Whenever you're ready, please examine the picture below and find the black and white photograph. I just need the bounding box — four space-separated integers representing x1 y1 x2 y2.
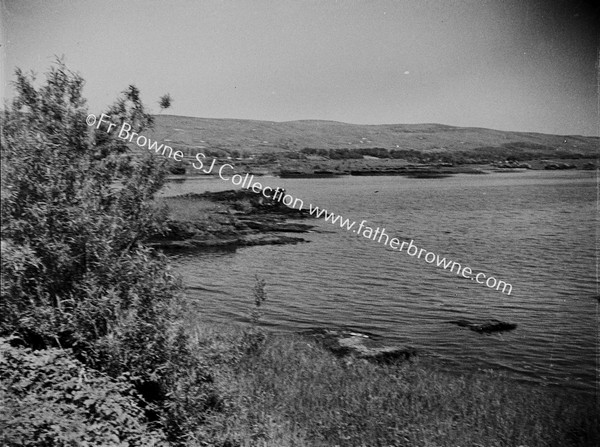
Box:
0 1 598 445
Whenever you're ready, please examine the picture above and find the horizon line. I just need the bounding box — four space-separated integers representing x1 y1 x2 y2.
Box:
150 113 599 139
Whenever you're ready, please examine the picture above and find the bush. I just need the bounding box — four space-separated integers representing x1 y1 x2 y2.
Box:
0 61 217 443
1 62 171 350
0 337 167 446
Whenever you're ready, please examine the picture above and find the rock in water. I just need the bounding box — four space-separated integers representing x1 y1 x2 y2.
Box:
303 328 417 364
448 319 517 333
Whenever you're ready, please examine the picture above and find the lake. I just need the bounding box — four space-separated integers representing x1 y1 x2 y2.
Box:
159 170 596 393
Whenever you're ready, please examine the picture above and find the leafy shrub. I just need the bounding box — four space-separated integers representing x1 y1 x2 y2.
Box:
159 94 173 112
0 337 167 446
0 61 218 443
0 62 171 350
240 276 268 356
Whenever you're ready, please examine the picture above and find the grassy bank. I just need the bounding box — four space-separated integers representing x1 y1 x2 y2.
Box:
180 321 598 447
2 315 597 446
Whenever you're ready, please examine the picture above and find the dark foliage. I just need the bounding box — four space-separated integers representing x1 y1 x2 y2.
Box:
0 61 217 444
0 337 168 446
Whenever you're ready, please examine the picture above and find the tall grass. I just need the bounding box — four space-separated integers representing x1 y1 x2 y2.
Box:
185 323 598 447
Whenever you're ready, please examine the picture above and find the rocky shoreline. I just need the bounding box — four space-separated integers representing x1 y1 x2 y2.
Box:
170 156 596 179
302 320 517 365
280 164 485 178
151 187 520 371
149 189 316 250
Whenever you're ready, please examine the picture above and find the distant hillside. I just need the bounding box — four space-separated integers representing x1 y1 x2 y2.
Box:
145 115 598 157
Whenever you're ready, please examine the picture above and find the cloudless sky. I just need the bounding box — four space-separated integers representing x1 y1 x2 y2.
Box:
1 0 598 135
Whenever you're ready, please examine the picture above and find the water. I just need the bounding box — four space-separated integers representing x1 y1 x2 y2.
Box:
159 170 597 393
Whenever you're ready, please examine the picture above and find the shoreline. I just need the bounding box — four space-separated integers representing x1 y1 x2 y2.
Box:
153 173 595 398
149 188 316 250
165 156 596 179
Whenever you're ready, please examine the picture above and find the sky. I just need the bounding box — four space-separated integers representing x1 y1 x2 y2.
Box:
0 0 598 136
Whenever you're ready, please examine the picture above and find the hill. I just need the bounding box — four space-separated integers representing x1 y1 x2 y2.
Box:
146 115 598 158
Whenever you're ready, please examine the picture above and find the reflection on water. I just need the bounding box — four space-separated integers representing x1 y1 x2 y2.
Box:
161 171 596 393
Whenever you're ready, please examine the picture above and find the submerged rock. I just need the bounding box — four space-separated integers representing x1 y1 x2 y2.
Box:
448 319 517 334
304 329 417 364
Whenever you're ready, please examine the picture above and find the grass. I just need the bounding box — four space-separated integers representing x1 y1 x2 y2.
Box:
156 196 228 222
182 320 598 447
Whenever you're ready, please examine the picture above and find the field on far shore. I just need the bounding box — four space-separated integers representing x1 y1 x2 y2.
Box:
137 115 598 177
147 115 599 155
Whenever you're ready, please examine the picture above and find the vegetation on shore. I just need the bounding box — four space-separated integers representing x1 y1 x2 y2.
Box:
175 322 599 447
1 61 216 445
150 114 598 177
2 321 598 446
1 62 597 446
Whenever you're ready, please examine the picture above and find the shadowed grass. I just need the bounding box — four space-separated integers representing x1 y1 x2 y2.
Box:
183 323 598 447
